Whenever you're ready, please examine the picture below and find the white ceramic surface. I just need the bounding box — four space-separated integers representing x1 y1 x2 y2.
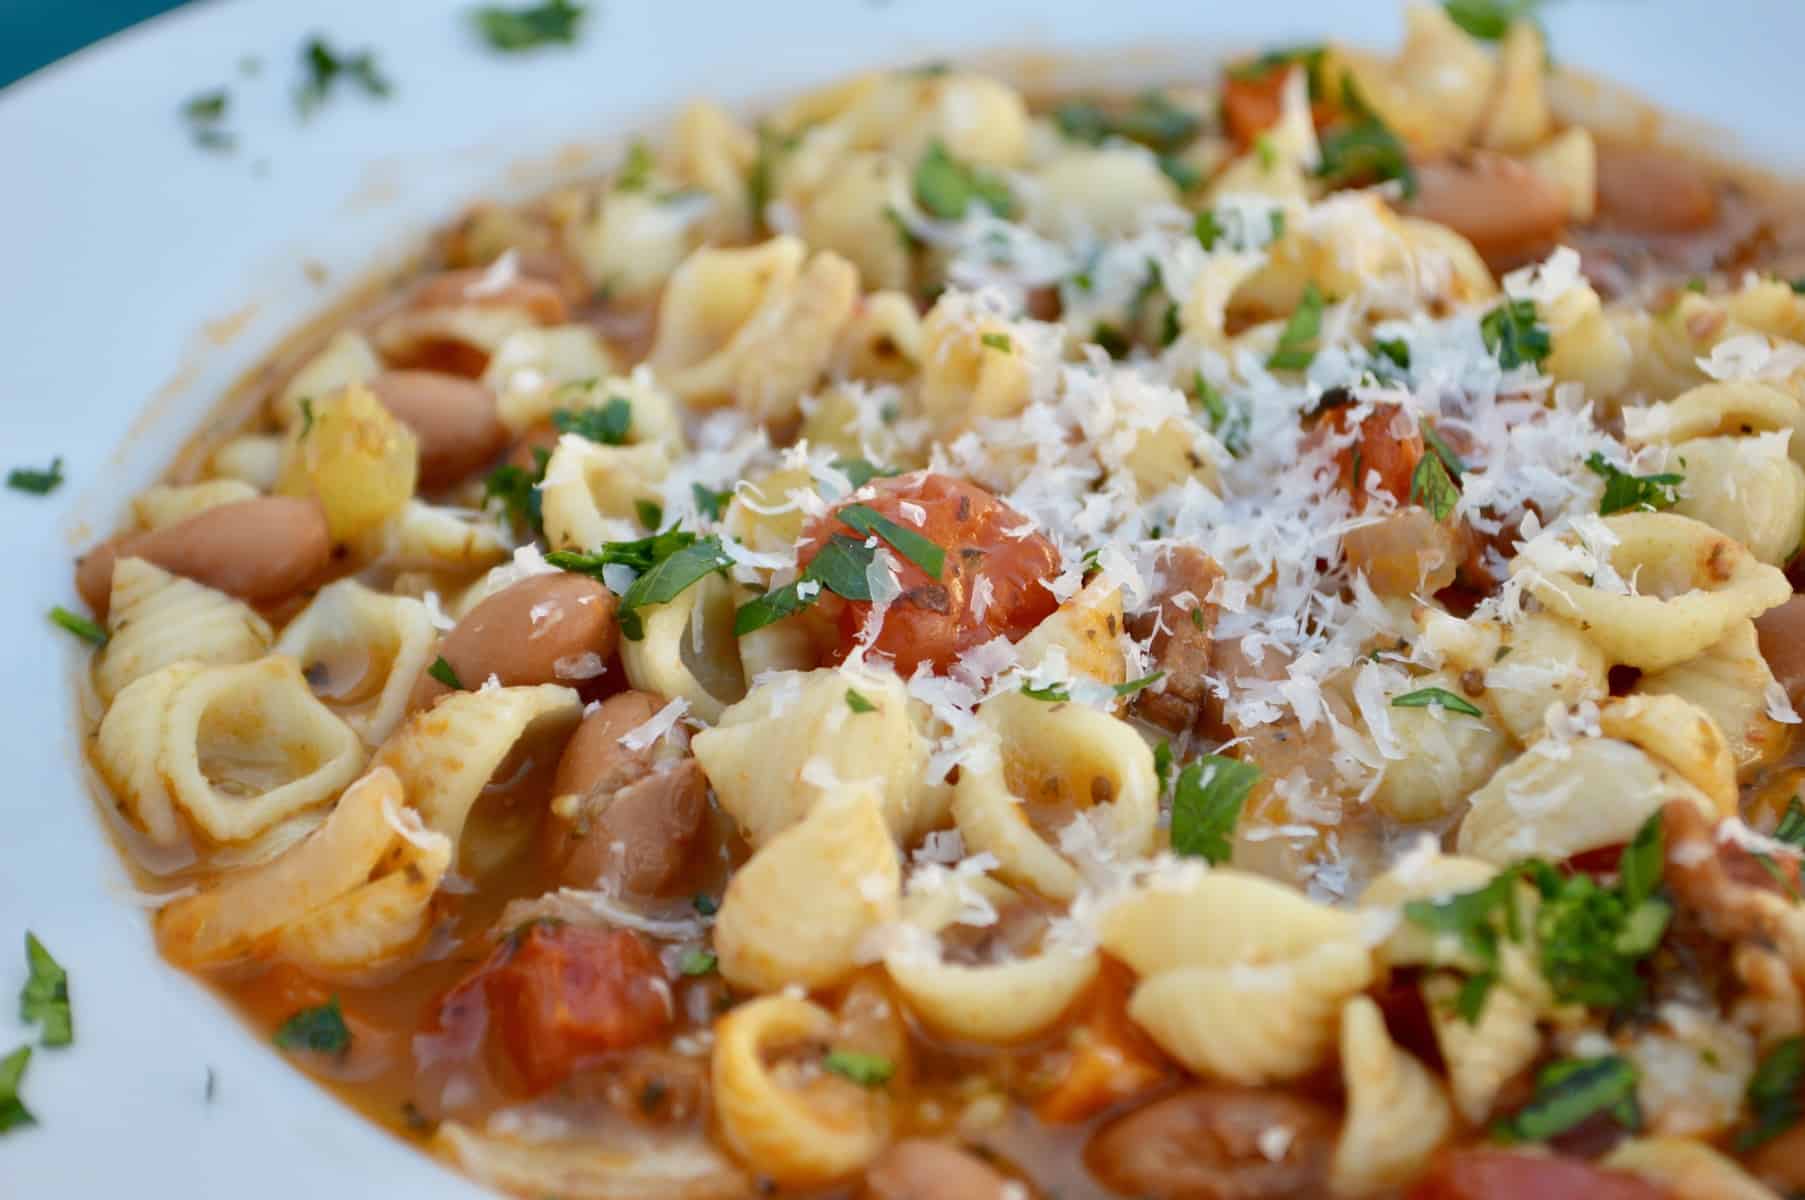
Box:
2 1 1801 1193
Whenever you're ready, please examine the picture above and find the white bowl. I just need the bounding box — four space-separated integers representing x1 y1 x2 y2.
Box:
3 1 1800 1193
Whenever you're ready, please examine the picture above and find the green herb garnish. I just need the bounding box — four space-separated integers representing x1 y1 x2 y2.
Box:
1443 0 1541 41
692 482 733 522
428 656 465 691
1584 452 1683 516
0 1046 33 1134
1391 686 1485 718
1421 422 1466 477
1494 1055 1641 1143
482 447 550 535
677 948 717 976
49 607 107 647
19 935 70 1049
733 534 878 636
822 1049 894 1088
1737 1036 1804 1151
7 458 64 496
180 90 234 152
1314 79 1415 198
295 36 391 118
1480 298 1551 369
1266 282 1324 371
1410 449 1462 522
1775 797 1805 847
833 457 900 490
1170 755 1260 864
549 531 733 640
274 998 352 1058
980 332 1013 353
1112 672 1166 698
836 503 945 579
634 499 664 530
913 141 1014 220
1052 91 1201 154
553 395 631 445
472 0 585 52
846 689 877 714
1020 681 1073 703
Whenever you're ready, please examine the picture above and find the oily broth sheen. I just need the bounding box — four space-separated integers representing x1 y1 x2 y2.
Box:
72 48 1805 1200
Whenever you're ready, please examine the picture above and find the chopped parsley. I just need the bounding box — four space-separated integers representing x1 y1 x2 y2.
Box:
295 36 391 118
180 90 234 152
552 395 631 445
299 396 316 437
1479 298 1551 369
49 607 108 647
845 689 877 714
677 948 717 976
691 482 733 522
634 499 664 530
1410 446 1462 521
1372 338 1412 371
1092 322 1133 359
747 124 799 227
1443 0 1541 41
472 0 586 52
1494 1055 1641 1143
6 458 64 495
1193 209 1224 251
1170 755 1260 865
274 998 352 1058
428 656 465 691
822 1049 894 1088
1584 452 1683 516
482 446 550 535
1020 681 1073 703
1051 91 1201 154
833 457 900 489
1391 686 1485 719
1421 422 1466 478
1193 374 1248 457
979 331 1013 353
1314 79 1415 199
1228 44 1327 91
549 530 733 640
19 935 70 1049
692 894 719 917
835 503 945 579
615 140 655 191
0 1045 32 1134
1152 739 1174 793
1266 282 1324 371
1158 154 1202 193
734 534 878 636
1775 797 1805 847
1112 671 1167 698
913 141 1014 220
1737 1036 1804 1151
7 458 64 494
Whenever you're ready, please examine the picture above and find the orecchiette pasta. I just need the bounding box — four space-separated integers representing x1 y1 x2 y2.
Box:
482 325 618 435
437 1125 751 1200
1371 669 1514 822
618 572 747 725
273 328 381 428
1329 995 1455 1196
1637 620 1788 774
1102 868 1364 973
95 557 272 702
273 579 438 745
1423 971 1544 1125
539 436 672 551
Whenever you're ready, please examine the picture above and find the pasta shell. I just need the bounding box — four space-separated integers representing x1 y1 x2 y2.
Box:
539 435 672 552
1102 868 1363 974
481 325 618 435
438 1124 750 1200
96 557 272 702
1330 995 1455 1196
1424 971 1543 1125
1601 1138 1774 1200
274 579 438 745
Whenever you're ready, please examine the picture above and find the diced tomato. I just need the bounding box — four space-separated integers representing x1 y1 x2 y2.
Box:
1311 403 1425 512
798 472 1061 676
431 922 672 1095
1565 843 1627 882
1035 960 1170 1124
1371 972 1444 1073
1222 69 1290 148
1407 1149 1671 1200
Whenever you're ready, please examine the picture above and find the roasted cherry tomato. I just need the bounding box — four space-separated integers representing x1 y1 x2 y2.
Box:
431 922 671 1095
1311 402 1425 511
798 472 1061 676
1406 1149 1671 1200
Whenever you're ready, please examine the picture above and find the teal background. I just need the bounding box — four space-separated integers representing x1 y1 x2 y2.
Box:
1 1 188 90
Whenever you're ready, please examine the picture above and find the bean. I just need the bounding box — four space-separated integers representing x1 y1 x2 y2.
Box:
1408 152 1568 271
369 370 508 489
551 761 708 895
75 495 331 618
862 1140 1017 1200
1084 1086 1337 1200
411 268 568 325
1755 595 1805 707
551 690 665 801
412 573 618 707
1595 141 1719 234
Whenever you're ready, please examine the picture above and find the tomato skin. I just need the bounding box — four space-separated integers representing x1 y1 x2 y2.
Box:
798 472 1061 676
433 922 672 1095
1311 403 1424 511
1407 1150 1671 1200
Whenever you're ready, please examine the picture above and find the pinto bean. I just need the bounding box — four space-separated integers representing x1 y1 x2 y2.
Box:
1128 546 1223 734
551 691 665 801
1595 141 1719 234
369 371 508 489
412 573 617 707
410 268 569 325
75 495 331 618
550 761 708 895
862 1140 1017 1200
1084 1085 1338 1200
1755 595 1805 708
1408 152 1568 271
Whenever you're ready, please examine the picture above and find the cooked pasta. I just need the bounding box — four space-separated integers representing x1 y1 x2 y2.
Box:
59 16 1805 1197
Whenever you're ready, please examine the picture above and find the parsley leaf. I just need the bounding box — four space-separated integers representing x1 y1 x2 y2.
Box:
553 395 631 445
1737 1036 1805 1151
1372 338 1412 371
692 894 718 917
1112 672 1166 698
1443 0 1541 41
615 140 655 191
1170 755 1260 864
482 446 549 535
913 141 1014 220
19 935 70 1049
550 532 733 640
1584 452 1683 516
1537 871 1668 1011
677 948 717 976
1152 739 1174 793
833 457 900 489
274 998 352 1058
181 90 234 152
635 499 664 530
1409 451 1462 522
1775 797 1805 848
692 482 732 522
1480 298 1551 369
1494 1055 1641 1143
49 606 107 647
1619 809 1665 910
733 534 877 636
295 36 390 118
428 656 465 691
1420 422 1466 477
1314 79 1415 198
845 689 877 714
836 503 945 579
7 458 64 495
1266 283 1324 371
980 331 1013 353
472 0 586 52
1052 91 1201 154
0 1045 33 1134
1391 686 1485 719
822 1049 894 1088
1193 374 1248 457
1020 681 1073 703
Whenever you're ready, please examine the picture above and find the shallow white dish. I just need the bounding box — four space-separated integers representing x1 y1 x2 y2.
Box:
2 0 1802 1193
